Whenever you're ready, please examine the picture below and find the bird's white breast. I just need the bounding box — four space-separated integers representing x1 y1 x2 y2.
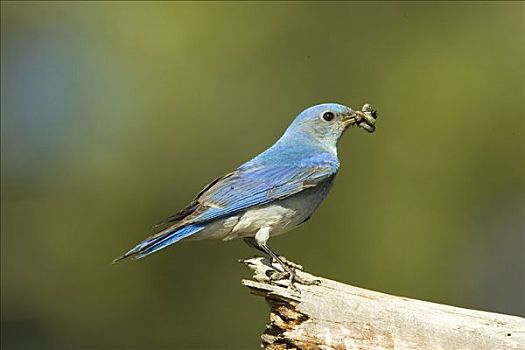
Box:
227 204 297 239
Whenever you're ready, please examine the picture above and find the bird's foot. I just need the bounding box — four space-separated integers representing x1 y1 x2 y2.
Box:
267 268 321 292
276 256 303 271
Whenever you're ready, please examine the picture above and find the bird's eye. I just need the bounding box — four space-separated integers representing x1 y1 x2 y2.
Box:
322 112 335 121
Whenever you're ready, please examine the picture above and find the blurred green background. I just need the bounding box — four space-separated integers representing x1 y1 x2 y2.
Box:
1 1 524 349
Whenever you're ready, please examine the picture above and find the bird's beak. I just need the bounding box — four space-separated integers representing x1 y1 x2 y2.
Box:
342 111 359 127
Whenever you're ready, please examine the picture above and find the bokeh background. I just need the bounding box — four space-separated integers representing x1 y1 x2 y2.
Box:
1 2 524 349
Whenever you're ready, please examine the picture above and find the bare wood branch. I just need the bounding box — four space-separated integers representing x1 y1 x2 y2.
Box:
241 257 525 350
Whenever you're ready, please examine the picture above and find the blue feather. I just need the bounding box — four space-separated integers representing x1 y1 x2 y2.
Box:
191 160 338 224
134 224 205 259
113 224 205 262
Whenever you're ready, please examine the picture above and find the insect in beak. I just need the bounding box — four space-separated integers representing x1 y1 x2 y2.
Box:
343 104 378 133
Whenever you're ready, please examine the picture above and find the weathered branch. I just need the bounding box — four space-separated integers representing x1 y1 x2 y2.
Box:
241 257 525 350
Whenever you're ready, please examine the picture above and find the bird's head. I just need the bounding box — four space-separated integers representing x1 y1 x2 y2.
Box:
281 103 365 153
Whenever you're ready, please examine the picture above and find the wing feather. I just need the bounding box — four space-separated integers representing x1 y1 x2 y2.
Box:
158 158 338 227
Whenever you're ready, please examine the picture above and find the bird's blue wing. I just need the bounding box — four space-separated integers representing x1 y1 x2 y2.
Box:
161 155 339 227
191 164 336 223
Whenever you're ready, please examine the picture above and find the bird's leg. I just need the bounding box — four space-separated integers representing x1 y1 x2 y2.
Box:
243 237 303 270
247 230 320 290
257 243 298 288
257 242 320 289
274 255 304 271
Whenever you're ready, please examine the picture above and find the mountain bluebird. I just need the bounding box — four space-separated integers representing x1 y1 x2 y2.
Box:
114 103 377 286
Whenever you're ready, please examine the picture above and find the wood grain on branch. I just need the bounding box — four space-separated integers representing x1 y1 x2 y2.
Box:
241 257 525 350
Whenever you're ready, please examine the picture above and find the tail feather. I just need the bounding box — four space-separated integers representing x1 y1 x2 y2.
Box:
113 224 205 263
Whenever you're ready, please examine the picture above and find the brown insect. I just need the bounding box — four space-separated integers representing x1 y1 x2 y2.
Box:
349 104 378 133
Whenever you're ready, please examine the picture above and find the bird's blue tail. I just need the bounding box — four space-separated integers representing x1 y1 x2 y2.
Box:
113 224 205 262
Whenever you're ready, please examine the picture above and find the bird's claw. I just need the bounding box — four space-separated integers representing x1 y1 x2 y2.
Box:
267 270 289 281
267 268 321 291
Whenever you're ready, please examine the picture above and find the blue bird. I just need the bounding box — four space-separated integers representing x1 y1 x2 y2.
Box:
114 103 377 285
